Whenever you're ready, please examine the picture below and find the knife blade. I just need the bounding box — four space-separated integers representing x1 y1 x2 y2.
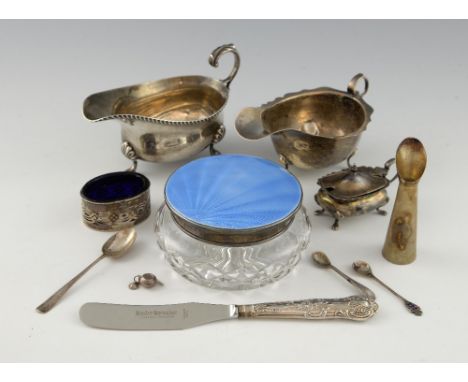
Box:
80 302 237 330
80 297 378 330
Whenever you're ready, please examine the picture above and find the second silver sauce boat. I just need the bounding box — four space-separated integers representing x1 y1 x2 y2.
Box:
235 74 373 169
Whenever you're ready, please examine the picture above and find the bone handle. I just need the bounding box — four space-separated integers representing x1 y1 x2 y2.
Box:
382 181 418 264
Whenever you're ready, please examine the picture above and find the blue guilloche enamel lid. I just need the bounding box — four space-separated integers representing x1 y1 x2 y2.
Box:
81 171 150 203
164 154 303 232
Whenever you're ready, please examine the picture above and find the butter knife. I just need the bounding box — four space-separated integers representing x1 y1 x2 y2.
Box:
80 296 378 330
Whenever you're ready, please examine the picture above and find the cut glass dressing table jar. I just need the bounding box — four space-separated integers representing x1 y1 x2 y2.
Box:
154 154 311 290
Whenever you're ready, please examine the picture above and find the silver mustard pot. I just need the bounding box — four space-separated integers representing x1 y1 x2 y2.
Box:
315 154 396 230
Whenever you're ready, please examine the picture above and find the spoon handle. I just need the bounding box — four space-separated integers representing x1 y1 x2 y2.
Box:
36 253 106 313
372 275 422 316
330 265 376 300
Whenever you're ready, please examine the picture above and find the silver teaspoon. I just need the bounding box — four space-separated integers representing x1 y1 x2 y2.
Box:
36 228 137 313
312 252 375 300
353 260 422 316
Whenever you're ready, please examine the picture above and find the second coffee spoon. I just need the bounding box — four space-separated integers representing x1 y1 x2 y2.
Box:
353 260 422 316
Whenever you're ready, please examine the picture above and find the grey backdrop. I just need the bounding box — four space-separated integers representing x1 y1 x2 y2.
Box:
0 20 466 361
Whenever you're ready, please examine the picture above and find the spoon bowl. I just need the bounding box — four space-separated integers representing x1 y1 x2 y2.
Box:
396 137 427 182
352 260 372 276
311 251 331 267
103 228 137 258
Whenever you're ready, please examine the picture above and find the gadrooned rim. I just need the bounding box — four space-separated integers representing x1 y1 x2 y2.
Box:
85 75 230 126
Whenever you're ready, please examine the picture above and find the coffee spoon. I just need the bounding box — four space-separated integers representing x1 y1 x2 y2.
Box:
312 251 375 300
353 260 422 316
36 228 137 313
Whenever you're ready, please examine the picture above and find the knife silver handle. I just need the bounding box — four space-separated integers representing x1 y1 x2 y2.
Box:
237 296 378 321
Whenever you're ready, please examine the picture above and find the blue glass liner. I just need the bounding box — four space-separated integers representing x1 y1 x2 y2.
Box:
81 171 150 203
165 154 302 230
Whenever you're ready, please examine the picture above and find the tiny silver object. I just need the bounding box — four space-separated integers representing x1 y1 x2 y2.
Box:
128 273 159 290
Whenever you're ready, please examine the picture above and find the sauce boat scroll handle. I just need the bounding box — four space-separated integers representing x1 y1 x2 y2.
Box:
209 43 240 88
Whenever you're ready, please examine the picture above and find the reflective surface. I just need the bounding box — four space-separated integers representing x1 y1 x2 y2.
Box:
83 44 240 163
80 302 237 330
113 85 226 122
235 74 373 169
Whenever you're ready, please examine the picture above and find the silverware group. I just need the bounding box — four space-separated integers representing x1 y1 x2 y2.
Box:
37 43 426 330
